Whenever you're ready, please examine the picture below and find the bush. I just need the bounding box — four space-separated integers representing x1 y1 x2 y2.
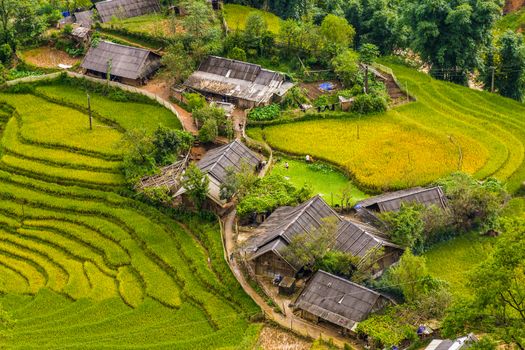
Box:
248 104 281 121
0 44 13 65
184 93 206 112
350 93 388 114
199 118 218 143
228 47 247 61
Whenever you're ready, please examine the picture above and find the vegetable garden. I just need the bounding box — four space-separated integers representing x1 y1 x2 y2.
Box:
248 61 525 193
0 80 260 348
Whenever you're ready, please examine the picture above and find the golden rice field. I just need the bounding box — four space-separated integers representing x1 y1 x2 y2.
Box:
248 62 525 192
0 79 260 349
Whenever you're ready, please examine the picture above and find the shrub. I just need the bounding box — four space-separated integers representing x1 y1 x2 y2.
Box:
248 104 280 121
184 93 206 112
228 47 247 61
0 44 13 64
199 118 218 143
350 93 387 114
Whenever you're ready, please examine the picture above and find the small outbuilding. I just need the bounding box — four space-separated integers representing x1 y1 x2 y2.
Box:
294 270 393 334
355 186 448 213
81 41 161 85
96 0 161 23
174 140 262 208
425 334 478 350
183 56 294 109
74 10 94 28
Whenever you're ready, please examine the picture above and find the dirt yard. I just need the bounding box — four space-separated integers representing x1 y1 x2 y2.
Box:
300 81 343 101
20 46 80 68
256 326 312 350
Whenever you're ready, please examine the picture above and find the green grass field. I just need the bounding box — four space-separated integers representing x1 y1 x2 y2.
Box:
495 7 525 34
0 81 260 348
248 61 525 193
224 4 282 34
271 156 367 206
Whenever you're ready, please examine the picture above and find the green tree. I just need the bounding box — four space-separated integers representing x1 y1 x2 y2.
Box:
152 126 193 165
442 218 525 348
359 43 379 94
382 203 425 250
403 0 501 84
494 31 525 102
282 217 340 269
219 162 258 201
320 14 355 58
182 163 210 210
121 129 156 185
198 117 218 143
331 49 360 87
228 46 247 61
162 42 195 84
314 250 360 279
244 12 268 55
184 93 206 112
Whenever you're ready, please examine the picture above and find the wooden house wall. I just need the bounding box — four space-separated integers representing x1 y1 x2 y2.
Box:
254 251 295 278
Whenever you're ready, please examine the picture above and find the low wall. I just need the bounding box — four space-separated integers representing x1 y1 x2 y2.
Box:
6 72 185 131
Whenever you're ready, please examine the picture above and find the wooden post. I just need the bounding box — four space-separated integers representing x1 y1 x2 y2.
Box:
87 93 92 130
364 65 369 94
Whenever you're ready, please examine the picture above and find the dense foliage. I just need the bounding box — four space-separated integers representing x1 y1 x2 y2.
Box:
248 104 281 121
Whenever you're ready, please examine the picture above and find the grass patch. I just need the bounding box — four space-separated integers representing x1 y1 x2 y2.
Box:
224 4 282 34
495 7 525 34
248 61 525 193
271 156 368 206
423 232 494 298
101 14 175 38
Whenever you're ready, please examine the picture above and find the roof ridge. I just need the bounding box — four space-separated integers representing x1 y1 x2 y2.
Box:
205 140 240 177
100 40 153 54
316 270 383 296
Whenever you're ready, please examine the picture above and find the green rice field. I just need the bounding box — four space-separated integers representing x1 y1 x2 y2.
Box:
248 61 525 193
0 80 260 348
224 4 282 34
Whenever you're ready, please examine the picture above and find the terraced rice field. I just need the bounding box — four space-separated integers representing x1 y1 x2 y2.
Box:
248 62 525 193
223 4 282 34
0 81 260 348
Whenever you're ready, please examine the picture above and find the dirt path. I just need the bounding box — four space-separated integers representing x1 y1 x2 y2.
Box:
221 210 362 349
142 80 198 134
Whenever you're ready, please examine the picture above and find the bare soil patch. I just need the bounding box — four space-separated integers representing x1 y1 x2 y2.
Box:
20 47 80 68
300 81 343 101
257 326 312 350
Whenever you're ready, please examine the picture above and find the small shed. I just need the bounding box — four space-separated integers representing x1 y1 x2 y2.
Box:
294 270 393 333
425 334 478 350
71 26 92 46
355 186 448 213
174 140 261 208
339 96 354 111
81 41 161 85
279 277 296 295
96 0 161 23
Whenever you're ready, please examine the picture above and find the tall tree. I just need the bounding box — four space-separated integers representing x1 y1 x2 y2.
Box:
359 43 379 93
403 0 501 84
320 14 355 59
494 31 525 102
182 163 210 210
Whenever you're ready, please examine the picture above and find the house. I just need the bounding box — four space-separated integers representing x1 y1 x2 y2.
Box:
425 334 478 350
71 26 92 46
294 270 393 333
81 41 161 85
74 10 94 28
175 140 262 208
95 0 161 23
183 56 295 109
247 196 401 278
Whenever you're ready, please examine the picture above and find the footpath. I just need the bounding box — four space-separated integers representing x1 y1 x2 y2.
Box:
221 210 362 349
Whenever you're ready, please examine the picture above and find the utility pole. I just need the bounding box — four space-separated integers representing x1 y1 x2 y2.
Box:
87 93 92 130
364 64 369 94
490 66 495 93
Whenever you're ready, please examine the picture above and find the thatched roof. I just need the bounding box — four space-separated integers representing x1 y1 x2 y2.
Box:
184 56 294 105
81 41 161 80
74 10 93 28
355 186 448 213
96 0 161 23
294 270 392 330
197 140 260 184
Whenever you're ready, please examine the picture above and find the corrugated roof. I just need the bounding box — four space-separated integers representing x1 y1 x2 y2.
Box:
184 56 294 104
197 140 260 184
294 271 391 330
96 0 161 23
81 41 160 80
355 186 448 213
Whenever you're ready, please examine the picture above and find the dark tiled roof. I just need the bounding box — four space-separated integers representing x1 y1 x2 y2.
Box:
81 41 160 80
197 140 260 184
251 196 341 250
355 186 447 213
184 56 294 104
295 271 392 329
335 220 401 257
74 10 94 28
96 0 161 23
